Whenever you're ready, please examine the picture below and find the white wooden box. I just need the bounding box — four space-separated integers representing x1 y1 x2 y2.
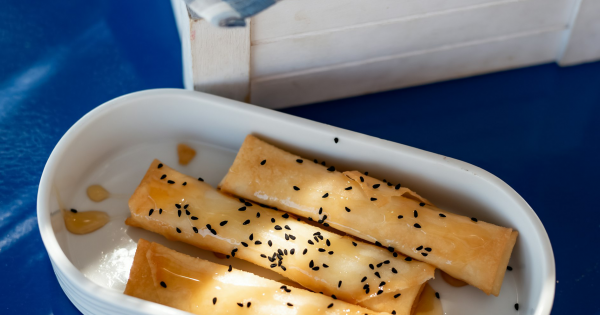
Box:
172 0 600 109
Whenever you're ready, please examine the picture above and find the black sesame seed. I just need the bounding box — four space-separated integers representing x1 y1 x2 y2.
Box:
149 209 154 216
159 208 163 214
360 176 364 182
178 210 181 217
186 210 190 215
282 213 290 219
328 303 334 308
241 242 248 247
364 172 369 175
309 260 314 268
167 180 175 184
281 265 287 271
405 257 412 261
285 225 291 230
206 224 212 229
210 229 217 235
296 159 303 163
245 202 253 207
383 179 387 182
256 212 261 218
160 281 167 288
395 184 401 189
213 297 217 305
322 193 329 198
414 210 418 218
323 263 329 268
435 292 440 299
425 247 432 252
193 227 198 233
184 204 189 209
238 206 246 211
182 182 187 186
374 272 381 278
312 267 320 271
247 302 251 308
176 227 181 233
338 281 342 288
289 235 296 240
274 225 282 230
321 161 326 166
287 303 293 307
379 281 386 287
471 217 478 222
392 268 398 274
228 265 232 272
290 248 295 255
303 248 308 255
414 223 421 228
387 247 394 252
345 186 352 191
271 218 276 223
220 220 228 226
239 198 245 203
175 204 181 209
387 182 392 186
365 287 370 294
377 290 383 295
421 253 428 257
416 246 423 250
268 240 273 247
261 254 267 258
327 166 335 172
270 263 276 268
398 215 403 219
394 293 401 298
515 303 519 310
345 207 351 212
319 207 323 215
373 184 380 189
198 177 204 181
507 266 513 271
392 311 396 315
375 241 382 247
371 197 377 201
334 137 339 143
157 163 163 169
261 160 266 165
308 240 314 245
243 220 250 225
439 213 446 217
255 241 262 245
237 303 243 307
318 248 326 252
160 175 166 180
369 264 374 270
331 295 337 300
285 234 289 240
352 242 357 247
314 159 318 163
377 263 383 268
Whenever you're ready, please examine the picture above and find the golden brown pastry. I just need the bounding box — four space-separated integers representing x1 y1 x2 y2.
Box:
219 135 518 296
125 160 434 305
125 239 391 315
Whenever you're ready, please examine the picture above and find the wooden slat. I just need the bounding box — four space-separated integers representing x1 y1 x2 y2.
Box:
251 0 575 79
252 0 508 42
250 30 563 108
558 0 600 66
189 18 251 102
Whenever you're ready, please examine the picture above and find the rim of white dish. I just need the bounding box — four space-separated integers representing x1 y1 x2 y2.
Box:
37 88 555 315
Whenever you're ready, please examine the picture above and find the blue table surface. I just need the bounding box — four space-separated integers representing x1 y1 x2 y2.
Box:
1 0 598 314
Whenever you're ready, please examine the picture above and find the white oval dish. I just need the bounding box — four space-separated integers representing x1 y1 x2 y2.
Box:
37 89 555 315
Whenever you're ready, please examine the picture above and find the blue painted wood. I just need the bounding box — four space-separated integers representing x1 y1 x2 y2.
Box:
1 0 598 314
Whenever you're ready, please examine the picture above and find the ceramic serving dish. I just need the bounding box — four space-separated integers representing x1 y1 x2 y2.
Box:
37 89 555 315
